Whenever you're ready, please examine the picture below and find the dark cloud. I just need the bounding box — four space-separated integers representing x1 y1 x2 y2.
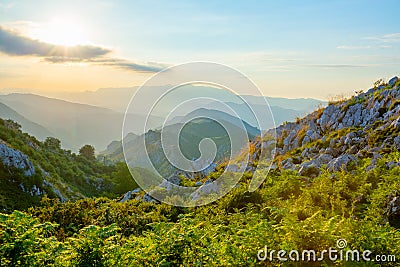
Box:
0 26 110 59
43 56 166 73
92 58 167 72
0 26 166 73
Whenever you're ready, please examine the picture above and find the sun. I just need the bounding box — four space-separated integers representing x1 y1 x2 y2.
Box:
31 17 88 46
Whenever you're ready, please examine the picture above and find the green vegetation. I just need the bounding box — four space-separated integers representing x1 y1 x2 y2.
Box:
0 119 136 210
1 78 400 267
296 125 309 146
368 119 400 148
389 99 400 111
341 96 366 112
1 156 399 266
79 144 96 161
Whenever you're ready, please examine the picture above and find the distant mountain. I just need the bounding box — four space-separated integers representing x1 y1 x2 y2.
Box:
103 132 139 158
0 87 326 151
47 87 136 113
0 101 54 140
102 109 260 177
164 108 260 136
221 102 304 128
243 95 325 112
0 94 162 151
47 86 326 115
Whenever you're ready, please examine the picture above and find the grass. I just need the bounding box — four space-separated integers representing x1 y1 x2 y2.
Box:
341 96 366 112
296 125 309 146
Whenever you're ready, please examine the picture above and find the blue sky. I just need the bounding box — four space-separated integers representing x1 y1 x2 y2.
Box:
0 0 399 98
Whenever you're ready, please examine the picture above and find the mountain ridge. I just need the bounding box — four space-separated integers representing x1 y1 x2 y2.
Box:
0 101 54 140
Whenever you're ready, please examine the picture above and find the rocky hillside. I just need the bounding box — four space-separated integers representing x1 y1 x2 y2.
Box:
254 76 400 176
0 119 137 211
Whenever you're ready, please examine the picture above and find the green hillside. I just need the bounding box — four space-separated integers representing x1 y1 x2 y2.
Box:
0 118 137 211
1 77 400 266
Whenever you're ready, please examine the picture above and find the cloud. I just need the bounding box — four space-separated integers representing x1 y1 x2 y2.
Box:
92 58 167 72
337 33 400 50
306 64 367 69
0 26 110 59
43 56 166 73
365 33 400 43
337 45 392 50
0 25 166 73
337 45 372 50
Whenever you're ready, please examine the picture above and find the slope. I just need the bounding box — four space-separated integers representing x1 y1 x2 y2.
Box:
0 101 54 141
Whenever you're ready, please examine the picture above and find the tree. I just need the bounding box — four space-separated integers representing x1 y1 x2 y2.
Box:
44 137 61 150
373 78 385 88
79 145 95 161
5 120 21 131
111 162 137 194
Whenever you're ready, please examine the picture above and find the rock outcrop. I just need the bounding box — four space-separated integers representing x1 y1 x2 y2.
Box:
249 76 400 177
385 192 400 228
0 142 36 176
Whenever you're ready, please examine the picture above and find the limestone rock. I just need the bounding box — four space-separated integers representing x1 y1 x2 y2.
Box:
120 188 141 202
385 193 400 228
298 160 320 177
388 76 399 87
316 153 333 165
327 154 357 172
0 143 36 176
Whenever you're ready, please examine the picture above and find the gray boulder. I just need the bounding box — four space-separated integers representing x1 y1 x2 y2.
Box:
43 179 67 202
394 136 400 150
385 193 400 228
158 174 181 191
386 161 400 169
388 76 399 87
120 188 141 202
0 143 36 176
142 193 159 203
281 158 296 170
317 153 333 165
191 179 220 201
327 154 357 172
298 160 320 177
391 118 400 130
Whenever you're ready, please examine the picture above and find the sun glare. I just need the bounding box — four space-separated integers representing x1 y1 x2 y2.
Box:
31 17 88 46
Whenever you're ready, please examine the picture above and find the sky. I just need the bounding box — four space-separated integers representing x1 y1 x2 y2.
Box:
0 0 399 99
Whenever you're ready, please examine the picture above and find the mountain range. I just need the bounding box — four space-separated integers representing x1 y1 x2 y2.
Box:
102 110 260 178
0 93 163 151
0 102 54 140
0 87 325 152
